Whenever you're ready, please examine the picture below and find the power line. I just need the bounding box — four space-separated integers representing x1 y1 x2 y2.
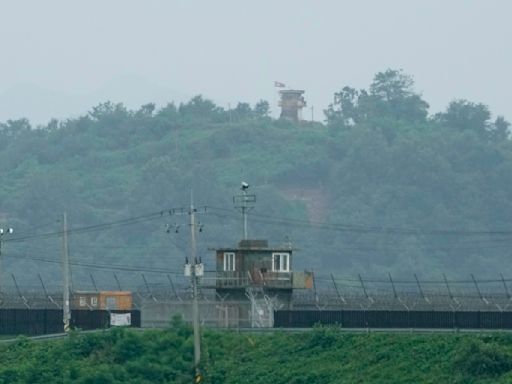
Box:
209 206 512 237
4 209 174 244
8 204 512 248
5 205 512 279
2 253 184 275
208 208 512 254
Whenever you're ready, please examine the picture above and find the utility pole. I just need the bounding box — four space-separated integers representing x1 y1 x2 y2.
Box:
242 188 248 240
189 197 201 382
171 196 205 383
0 227 14 294
62 212 71 333
233 182 255 240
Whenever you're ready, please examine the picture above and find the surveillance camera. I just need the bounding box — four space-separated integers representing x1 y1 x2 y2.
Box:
241 181 249 190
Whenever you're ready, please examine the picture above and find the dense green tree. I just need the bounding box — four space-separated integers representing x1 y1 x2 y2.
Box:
254 100 271 119
324 86 360 128
178 95 225 122
233 102 252 121
435 99 491 134
136 103 156 117
326 69 429 132
491 116 510 141
367 69 429 122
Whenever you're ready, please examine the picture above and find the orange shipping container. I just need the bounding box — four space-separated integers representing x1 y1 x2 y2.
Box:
73 291 132 310
99 291 132 310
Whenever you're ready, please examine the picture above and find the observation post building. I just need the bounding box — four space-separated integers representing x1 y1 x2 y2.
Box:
278 89 306 122
215 239 312 301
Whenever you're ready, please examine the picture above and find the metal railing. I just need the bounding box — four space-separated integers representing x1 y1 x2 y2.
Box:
215 271 292 289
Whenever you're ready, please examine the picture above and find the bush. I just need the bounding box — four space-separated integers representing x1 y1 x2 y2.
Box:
112 331 145 363
306 325 340 349
454 339 512 377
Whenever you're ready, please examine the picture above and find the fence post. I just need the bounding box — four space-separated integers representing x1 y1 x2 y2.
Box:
113 273 122 291
38 274 61 309
142 274 157 302
471 274 488 305
312 270 319 304
388 273 398 299
12 274 29 309
358 274 369 299
167 274 180 301
500 273 510 300
414 274 429 304
90 273 98 292
331 274 346 306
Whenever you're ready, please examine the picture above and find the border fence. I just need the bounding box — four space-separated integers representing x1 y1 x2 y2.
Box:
0 309 141 335
2 272 512 332
274 310 512 329
3 271 512 309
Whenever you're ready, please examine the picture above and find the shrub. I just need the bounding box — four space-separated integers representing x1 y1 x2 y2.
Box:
454 339 512 377
306 325 340 349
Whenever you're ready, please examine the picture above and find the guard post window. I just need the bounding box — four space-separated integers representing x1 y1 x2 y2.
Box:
272 253 290 272
223 252 235 271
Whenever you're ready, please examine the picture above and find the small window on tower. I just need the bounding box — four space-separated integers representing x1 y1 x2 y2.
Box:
223 252 235 271
272 253 290 272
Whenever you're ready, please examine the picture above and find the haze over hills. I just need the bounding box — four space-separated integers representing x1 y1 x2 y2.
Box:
0 75 191 125
0 69 511 290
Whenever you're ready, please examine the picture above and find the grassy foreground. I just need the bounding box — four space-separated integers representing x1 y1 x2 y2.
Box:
0 322 512 383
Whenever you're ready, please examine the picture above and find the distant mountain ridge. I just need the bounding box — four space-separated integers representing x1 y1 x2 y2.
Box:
0 75 190 124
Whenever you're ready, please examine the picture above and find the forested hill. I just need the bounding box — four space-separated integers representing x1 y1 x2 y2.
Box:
0 69 511 286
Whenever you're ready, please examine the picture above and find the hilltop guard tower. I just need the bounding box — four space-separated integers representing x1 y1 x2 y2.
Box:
279 89 306 122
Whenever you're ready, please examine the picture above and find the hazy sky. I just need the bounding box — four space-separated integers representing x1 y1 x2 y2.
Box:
0 1 510 124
